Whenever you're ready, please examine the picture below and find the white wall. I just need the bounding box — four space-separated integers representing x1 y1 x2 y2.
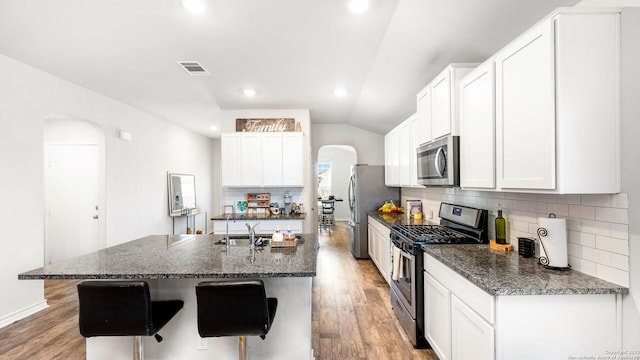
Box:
0 53 214 327
311 123 385 166
317 145 357 221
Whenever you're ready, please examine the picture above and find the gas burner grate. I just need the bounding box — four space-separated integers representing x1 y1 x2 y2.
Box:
391 224 480 244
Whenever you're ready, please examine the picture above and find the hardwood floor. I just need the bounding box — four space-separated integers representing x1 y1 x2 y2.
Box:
312 222 436 360
0 279 85 360
0 223 436 359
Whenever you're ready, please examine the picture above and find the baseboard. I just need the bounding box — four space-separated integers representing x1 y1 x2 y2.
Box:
0 300 49 329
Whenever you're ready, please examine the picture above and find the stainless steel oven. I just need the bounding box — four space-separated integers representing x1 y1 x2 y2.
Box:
416 135 459 186
389 202 489 349
390 231 426 348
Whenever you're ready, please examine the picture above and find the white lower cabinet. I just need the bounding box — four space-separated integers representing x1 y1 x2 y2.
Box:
424 273 451 360
451 295 494 360
367 216 391 284
424 253 619 360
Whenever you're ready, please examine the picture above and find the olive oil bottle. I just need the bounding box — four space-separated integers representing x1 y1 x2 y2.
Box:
495 209 507 244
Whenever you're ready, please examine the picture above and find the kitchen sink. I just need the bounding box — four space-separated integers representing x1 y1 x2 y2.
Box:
214 235 270 246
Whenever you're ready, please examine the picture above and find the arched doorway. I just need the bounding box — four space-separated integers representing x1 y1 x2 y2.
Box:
44 117 106 264
316 145 357 223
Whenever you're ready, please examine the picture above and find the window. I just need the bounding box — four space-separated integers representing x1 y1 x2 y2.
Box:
317 161 331 197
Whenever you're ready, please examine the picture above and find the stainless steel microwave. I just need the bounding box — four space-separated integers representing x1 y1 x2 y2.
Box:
416 135 460 186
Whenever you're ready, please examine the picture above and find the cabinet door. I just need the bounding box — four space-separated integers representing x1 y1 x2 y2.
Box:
368 223 375 259
460 61 496 189
385 127 400 186
282 132 304 186
240 133 262 186
425 273 451 360
495 20 556 190
416 85 432 146
221 134 242 186
398 120 411 186
409 114 420 186
262 133 283 186
451 295 494 360
431 69 452 140
384 133 392 186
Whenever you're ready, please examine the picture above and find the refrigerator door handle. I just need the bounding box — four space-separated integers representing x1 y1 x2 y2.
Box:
348 175 355 210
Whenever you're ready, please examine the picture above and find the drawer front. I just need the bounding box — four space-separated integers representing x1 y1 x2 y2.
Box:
424 253 495 324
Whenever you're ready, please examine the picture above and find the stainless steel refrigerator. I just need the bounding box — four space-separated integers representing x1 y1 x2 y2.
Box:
348 164 399 258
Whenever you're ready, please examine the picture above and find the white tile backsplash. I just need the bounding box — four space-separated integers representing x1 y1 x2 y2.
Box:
402 187 630 287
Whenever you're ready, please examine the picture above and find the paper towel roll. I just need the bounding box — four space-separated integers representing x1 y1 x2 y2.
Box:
537 216 568 268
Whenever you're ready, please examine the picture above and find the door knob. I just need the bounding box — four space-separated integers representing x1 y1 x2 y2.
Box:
92 215 99 220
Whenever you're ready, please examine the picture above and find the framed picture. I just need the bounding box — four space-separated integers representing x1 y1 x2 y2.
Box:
406 200 422 217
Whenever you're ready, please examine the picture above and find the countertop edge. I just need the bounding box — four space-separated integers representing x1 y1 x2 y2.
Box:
18 272 317 280
423 246 629 296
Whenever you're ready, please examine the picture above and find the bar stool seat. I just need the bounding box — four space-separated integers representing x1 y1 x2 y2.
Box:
318 199 335 231
77 281 184 360
196 280 277 360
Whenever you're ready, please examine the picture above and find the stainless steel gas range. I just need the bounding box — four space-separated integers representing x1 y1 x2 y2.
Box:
389 202 488 348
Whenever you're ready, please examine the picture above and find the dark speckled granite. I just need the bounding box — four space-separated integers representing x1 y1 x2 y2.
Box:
19 234 318 280
423 244 628 296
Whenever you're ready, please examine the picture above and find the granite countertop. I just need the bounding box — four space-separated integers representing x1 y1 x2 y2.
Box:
19 234 318 280
367 211 436 228
423 244 628 296
211 213 306 221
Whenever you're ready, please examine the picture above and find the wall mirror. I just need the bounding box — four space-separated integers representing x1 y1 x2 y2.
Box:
168 172 197 216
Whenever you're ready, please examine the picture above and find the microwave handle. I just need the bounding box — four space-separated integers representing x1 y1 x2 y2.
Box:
434 147 446 177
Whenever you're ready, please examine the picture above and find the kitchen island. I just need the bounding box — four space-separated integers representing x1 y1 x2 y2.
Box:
20 233 319 360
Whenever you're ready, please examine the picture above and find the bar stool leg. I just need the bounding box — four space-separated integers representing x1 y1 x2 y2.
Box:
239 336 247 360
133 336 143 360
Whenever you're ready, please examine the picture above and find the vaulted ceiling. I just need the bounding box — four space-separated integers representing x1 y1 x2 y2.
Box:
0 0 579 138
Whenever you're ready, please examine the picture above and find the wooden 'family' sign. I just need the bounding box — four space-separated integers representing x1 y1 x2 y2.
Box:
236 118 299 132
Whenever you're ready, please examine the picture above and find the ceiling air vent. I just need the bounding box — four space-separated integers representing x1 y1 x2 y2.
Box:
177 61 211 76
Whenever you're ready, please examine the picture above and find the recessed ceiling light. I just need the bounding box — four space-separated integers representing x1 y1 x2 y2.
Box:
334 88 347 97
243 88 257 97
209 125 218 131
347 0 369 14
180 0 207 14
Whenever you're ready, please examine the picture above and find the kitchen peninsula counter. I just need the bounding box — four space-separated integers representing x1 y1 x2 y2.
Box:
19 234 319 360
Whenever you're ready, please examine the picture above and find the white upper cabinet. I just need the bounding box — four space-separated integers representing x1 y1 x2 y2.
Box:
220 134 242 186
459 60 496 189
398 120 412 186
494 9 620 193
495 20 556 190
384 126 400 186
281 132 304 187
416 84 432 146
421 64 478 143
385 114 419 187
460 9 620 194
221 132 304 187
431 70 452 140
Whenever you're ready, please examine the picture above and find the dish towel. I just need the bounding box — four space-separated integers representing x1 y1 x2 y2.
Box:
392 246 404 281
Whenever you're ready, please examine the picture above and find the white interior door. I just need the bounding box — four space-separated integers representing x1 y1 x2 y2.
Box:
45 144 101 264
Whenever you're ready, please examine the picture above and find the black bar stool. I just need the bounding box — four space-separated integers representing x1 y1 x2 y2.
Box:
77 281 184 360
196 280 278 360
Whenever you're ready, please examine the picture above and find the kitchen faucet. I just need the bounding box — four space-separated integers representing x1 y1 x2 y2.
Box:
246 223 260 250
